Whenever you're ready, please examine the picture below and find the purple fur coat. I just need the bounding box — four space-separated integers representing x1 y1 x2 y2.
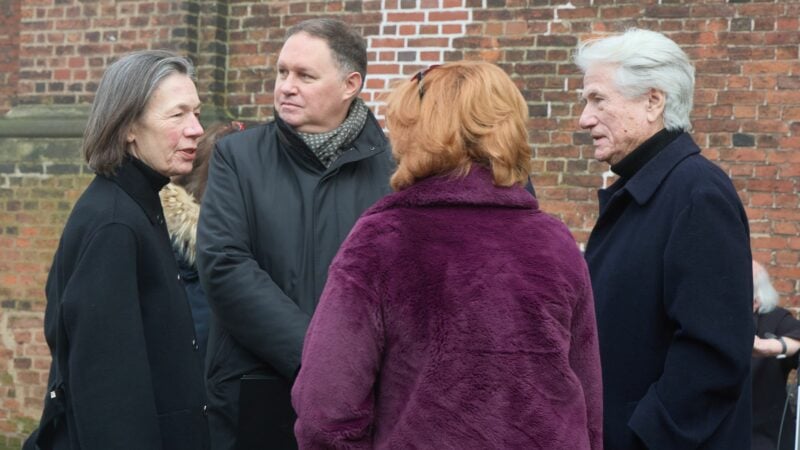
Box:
292 165 603 449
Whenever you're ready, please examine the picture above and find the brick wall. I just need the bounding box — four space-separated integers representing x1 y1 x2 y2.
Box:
0 0 21 115
1 0 798 445
16 0 198 108
0 130 94 447
0 166 90 449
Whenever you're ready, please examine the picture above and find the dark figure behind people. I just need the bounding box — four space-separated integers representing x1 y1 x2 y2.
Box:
752 260 800 450
25 50 209 450
160 121 245 360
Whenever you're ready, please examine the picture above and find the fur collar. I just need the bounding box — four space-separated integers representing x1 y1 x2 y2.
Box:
159 183 199 266
367 164 537 216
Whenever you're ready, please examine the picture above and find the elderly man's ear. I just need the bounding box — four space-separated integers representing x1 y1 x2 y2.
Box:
646 88 666 124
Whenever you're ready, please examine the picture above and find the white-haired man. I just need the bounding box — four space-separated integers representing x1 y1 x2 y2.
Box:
577 29 753 449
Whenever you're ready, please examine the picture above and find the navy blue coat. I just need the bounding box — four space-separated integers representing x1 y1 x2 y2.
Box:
27 158 209 450
585 133 753 449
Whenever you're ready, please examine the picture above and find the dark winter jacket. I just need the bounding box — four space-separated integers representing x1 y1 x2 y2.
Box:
197 112 393 450
160 183 210 359
25 157 209 450
585 132 753 449
293 165 603 449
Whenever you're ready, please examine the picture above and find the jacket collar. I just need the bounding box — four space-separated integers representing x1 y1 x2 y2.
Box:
611 128 683 179
108 156 169 225
603 132 699 207
274 109 387 173
366 164 537 216
329 112 388 168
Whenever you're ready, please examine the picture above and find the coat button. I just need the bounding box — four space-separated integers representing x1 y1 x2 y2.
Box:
177 274 181 281
192 339 199 351
203 405 208 416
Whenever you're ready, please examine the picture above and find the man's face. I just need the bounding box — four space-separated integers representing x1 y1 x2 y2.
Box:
578 64 662 166
127 73 204 178
274 32 359 133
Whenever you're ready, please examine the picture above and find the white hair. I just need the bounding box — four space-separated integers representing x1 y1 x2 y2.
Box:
754 262 780 314
574 28 695 132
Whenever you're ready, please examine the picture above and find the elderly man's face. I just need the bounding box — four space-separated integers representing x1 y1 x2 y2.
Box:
579 64 663 166
274 32 361 133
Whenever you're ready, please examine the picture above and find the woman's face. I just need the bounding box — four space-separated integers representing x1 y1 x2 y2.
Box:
127 73 204 178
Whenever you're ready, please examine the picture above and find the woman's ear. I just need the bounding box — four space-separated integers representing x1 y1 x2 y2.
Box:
646 88 666 124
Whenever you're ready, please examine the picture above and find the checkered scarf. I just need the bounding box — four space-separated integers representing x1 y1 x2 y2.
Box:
297 97 369 168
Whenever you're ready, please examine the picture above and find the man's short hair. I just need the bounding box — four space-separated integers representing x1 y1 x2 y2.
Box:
286 18 368 90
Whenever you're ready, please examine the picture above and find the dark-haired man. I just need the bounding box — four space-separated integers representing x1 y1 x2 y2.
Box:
198 18 393 450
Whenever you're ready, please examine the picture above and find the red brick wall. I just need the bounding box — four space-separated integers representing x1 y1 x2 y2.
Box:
1 0 798 444
16 0 195 107
0 172 90 448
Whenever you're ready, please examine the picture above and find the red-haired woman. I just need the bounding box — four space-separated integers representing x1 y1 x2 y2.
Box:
292 61 602 449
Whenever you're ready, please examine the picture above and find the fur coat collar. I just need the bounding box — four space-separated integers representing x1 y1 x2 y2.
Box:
159 183 199 266
368 164 537 214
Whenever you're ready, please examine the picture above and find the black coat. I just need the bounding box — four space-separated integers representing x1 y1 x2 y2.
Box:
585 133 753 449
197 112 393 450
26 158 209 450
176 250 210 359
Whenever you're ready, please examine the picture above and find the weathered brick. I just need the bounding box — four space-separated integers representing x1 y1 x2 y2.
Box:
730 18 752 32
537 35 577 47
732 133 755 147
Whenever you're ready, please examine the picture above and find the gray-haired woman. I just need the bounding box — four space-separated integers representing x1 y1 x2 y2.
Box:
25 50 209 450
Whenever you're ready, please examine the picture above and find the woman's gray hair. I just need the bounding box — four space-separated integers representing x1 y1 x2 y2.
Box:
286 18 367 91
574 28 695 132
83 50 196 176
754 261 780 314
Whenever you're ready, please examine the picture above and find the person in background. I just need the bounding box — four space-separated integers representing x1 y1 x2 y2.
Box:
291 61 603 449
197 18 393 450
160 120 245 359
576 28 753 449
25 50 209 450
752 260 800 450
